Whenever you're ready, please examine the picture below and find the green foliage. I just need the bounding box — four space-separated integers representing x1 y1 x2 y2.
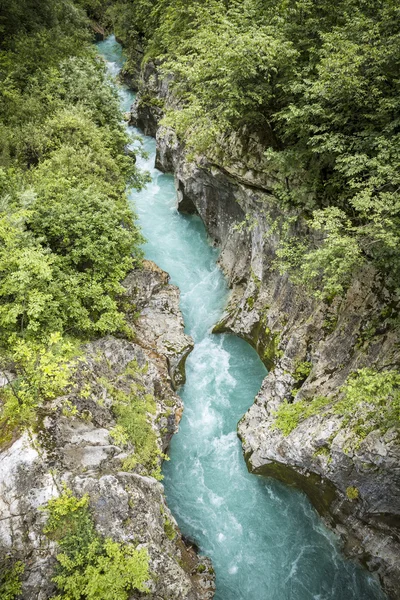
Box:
0 0 147 342
293 361 312 383
106 376 163 480
335 368 400 442
160 3 296 154
0 0 148 447
0 59 146 340
99 360 165 480
115 0 400 299
273 368 400 444
272 396 331 436
0 333 77 444
44 487 150 599
0 558 24 600
346 486 359 501
275 208 364 300
163 518 176 541
261 327 283 368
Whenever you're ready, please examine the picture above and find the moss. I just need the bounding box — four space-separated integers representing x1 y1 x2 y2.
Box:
246 296 255 310
314 446 330 458
250 268 261 291
322 315 338 335
262 329 283 368
0 421 20 452
249 459 338 519
246 316 283 370
170 345 192 388
346 486 359 500
164 396 177 407
272 396 331 436
211 318 229 334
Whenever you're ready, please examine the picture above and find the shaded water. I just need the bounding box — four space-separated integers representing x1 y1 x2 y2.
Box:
97 36 385 600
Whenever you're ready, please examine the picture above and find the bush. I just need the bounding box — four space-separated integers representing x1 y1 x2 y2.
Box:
114 0 400 300
44 487 150 599
272 368 400 446
105 361 163 480
0 334 77 445
0 558 24 600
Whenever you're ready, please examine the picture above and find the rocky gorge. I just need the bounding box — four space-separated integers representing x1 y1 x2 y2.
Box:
1 22 398 599
0 260 215 599
128 59 400 599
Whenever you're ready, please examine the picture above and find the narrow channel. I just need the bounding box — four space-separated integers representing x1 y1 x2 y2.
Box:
97 36 386 600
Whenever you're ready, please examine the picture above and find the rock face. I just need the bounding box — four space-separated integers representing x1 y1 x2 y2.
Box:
129 61 174 135
0 261 214 599
124 260 193 390
130 68 400 599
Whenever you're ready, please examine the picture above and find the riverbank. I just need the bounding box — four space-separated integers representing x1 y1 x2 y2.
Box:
128 51 399 599
0 259 215 599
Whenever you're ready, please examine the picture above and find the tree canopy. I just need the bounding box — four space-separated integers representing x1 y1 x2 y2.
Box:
106 0 400 300
0 0 146 444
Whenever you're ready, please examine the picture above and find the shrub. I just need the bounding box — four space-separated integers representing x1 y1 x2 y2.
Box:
346 486 359 501
44 487 150 599
0 558 24 600
272 396 331 436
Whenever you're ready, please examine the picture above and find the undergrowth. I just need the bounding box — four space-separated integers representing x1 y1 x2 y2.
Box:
43 487 150 599
0 558 24 600
105 361 165 480
272 368 400 447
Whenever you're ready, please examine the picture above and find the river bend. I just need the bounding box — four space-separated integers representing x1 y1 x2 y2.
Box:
97 36 385 600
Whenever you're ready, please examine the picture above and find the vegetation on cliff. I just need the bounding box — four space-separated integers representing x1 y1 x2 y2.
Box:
0 0 148 444
92 0 400 440
43 487 150 599
273 368 400 446
0 2 158 594
99 0 400 303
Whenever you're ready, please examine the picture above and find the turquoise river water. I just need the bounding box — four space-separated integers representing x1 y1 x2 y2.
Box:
97 36 386 600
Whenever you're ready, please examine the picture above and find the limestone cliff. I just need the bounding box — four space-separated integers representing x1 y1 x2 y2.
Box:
0 261 214 600
129 65 400 599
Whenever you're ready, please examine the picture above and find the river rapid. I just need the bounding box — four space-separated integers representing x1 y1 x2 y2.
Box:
97 36 386 600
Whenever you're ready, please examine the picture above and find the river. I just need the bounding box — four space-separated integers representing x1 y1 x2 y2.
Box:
97 36 385 600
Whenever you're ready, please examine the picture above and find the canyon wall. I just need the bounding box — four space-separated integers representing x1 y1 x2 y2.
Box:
130 64 400 599
0 261 215 600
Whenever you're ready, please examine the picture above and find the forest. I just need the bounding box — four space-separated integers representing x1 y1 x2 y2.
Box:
1 0 398 447
0 0 148 446
82 0 400 439
0 0 400 494
0 0 400 496
0 0 399 597
94 0 400 301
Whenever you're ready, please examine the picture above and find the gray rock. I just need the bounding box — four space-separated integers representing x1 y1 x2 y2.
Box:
132 64 400 599
0 262 214 599
124 260 194 389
